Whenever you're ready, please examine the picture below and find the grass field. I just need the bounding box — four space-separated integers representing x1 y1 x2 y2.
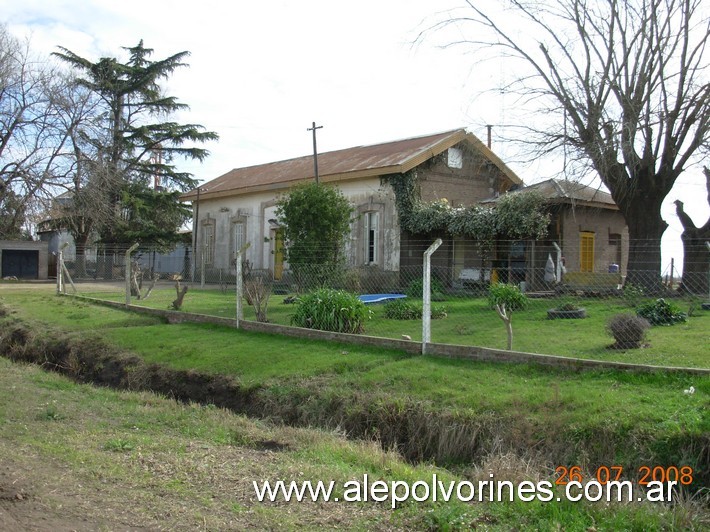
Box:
75 284 709 368
3 357 704 530
1 283 709 529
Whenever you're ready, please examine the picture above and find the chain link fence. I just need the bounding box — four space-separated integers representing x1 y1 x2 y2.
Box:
58 239 710 367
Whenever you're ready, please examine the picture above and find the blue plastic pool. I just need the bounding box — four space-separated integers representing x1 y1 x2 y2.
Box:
358 293 407 304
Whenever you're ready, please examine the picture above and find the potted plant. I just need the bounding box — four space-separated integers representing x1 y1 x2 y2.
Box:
547 301 587 319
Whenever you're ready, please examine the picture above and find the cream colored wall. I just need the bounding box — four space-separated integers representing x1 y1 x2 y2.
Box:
561 206 629 274
193 177 401 273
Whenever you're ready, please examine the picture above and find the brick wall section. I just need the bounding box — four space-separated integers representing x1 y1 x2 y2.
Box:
71 295 710 376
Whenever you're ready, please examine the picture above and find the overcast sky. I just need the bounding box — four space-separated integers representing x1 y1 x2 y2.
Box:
3 0 708 268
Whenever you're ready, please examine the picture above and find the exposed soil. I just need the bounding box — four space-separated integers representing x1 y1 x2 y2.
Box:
0 455 149 531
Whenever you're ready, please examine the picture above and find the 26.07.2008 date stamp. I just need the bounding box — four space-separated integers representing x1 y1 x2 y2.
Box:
555 465 694 486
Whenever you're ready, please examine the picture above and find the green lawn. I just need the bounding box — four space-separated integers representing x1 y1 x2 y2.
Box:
2 287 707 443
3 357 702 530
74 285 709 369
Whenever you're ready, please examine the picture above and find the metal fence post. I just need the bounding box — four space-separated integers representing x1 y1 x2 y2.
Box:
422 238 442 355
125 243 139 306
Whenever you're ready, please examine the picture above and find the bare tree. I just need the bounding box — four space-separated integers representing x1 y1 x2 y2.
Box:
426 0 710 290
0 25 80 239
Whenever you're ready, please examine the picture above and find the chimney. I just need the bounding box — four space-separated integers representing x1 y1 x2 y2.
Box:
486 125 492 148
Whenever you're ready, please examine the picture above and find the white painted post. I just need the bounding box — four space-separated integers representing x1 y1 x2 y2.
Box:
55 252 61 294
58 242 69 294
125 243 139 306
235 242 251 326
422 238 443 355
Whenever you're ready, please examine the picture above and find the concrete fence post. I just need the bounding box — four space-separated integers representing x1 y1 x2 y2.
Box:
58 242 69 294
125 243 139 306
55 252 61 294
422 238 442 355
200 247 206 289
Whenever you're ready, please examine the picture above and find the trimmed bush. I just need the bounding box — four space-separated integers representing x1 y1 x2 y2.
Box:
383 299 421 320
636 298 687 326
606 313 651 349
383 300 448 320
291 288 370 334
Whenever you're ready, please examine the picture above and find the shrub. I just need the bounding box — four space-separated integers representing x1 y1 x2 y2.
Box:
622 283 645 308
430 305 448 319
406 278 445 299
606 313 651 349
383 300 448 320
291 288 370 334
636 298 687 326
383 299 421 320
488 283 528 350
488 283 528 312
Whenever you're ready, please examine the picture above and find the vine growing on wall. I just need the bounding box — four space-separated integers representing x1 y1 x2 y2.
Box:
385 172 550 243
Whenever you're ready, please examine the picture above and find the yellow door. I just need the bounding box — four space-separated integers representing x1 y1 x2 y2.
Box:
580 232 595 272
273 228 284 280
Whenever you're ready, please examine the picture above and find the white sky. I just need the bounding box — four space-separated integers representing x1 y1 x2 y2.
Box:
3 0 708 270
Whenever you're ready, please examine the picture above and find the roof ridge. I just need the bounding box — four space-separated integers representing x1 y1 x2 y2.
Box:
222 129 468 173
550 178 570 198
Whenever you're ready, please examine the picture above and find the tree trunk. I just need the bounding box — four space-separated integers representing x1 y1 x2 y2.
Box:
172 281 188 310
505 318 513 351
674 169 710 295
495 304 514 350
677 230 710 295
74 231 89 278
617 191 668 294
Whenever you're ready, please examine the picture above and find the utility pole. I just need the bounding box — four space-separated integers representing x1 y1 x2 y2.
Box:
307 121 323 184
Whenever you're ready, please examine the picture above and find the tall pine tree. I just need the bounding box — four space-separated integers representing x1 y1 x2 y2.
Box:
54 41 218 247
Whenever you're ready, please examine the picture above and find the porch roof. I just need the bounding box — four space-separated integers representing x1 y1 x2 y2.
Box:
482 178 618 210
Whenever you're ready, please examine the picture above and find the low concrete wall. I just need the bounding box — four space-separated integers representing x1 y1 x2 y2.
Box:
70 294 710 376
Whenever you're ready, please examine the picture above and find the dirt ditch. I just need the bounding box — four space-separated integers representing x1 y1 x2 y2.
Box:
1 309 708 490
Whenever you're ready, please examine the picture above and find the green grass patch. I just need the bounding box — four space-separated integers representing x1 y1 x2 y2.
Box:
66 285 709 369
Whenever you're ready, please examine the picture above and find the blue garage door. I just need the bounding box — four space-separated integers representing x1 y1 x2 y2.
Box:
2 250 39 279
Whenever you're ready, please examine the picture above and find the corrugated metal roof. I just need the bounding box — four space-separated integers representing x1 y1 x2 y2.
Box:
182 129 523 201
